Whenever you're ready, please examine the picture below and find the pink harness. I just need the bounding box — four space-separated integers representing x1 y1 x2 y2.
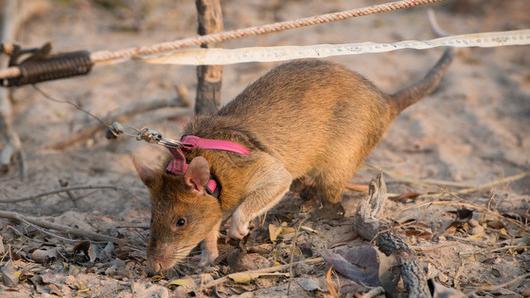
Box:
165 135 250 195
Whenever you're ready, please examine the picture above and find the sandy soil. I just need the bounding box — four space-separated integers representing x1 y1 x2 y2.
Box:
0 0 529 297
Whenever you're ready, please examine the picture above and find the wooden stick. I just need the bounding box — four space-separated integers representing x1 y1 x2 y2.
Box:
400 200 530 233
366 163 475 188
198 257 323 291
194 0 223 115
0 185 140 203
354 174 431 297
474 273 530 292
416 171 530 200
0 0 24 178
0 209 126 244
344 182 369 193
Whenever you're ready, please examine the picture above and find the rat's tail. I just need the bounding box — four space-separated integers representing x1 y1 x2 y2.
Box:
388 10 454 115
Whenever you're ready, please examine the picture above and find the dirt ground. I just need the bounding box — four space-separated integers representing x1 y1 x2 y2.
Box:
0 0 529 297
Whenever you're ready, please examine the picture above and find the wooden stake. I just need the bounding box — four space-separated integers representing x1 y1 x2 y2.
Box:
194 0 223 115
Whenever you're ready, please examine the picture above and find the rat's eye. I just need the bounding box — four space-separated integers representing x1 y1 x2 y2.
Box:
176 218 186 227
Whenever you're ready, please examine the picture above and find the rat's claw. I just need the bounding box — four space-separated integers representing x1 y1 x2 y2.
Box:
229 208 250 239
199 248 219 267
229 220 249 239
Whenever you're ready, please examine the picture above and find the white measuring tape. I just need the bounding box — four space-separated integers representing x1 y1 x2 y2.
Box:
142 29 529 65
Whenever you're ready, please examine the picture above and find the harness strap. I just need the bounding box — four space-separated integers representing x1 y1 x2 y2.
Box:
165 135 250 197
180 135 251 156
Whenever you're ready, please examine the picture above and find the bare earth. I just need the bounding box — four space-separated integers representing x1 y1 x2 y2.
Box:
0 0 529 297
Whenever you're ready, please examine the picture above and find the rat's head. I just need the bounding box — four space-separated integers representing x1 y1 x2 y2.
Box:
133 155 222 273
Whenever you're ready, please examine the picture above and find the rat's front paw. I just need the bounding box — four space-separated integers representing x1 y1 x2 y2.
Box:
229 222 249 239
199 248 219 267
229 210 250 239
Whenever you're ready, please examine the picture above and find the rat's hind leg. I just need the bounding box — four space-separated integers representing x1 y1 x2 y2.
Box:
315 145 365 204
229 155 292 239
312 167 349 204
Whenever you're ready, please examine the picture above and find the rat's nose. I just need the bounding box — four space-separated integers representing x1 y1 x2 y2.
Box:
147 261 162 274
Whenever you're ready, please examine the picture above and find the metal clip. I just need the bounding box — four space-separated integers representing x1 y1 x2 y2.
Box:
137 128 163 143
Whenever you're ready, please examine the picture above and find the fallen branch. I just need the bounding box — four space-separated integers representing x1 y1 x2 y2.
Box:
416 171 530 200
43 84 191 150
472 272 530 293
182 257 324 293
0 0 23 178
344 182 369 193
354 174 431 297
400 200 530 233
365 163 476 188
0 185 142 203
360 286 385 298
287 217 308 295
385 171 530 202
0 209 126 244
195 0 224 115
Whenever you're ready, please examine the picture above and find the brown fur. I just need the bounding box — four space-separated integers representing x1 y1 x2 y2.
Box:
134 48 453 272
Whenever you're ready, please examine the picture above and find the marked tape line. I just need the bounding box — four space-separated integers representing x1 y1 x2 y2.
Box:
142 29 529 65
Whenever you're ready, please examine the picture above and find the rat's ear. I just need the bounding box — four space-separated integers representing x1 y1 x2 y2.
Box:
184 156 210 194
132 156 160 188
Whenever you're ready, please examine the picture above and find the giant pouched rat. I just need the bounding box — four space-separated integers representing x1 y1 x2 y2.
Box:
133 47 453 273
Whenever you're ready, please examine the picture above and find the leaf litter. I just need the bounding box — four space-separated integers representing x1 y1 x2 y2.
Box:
0 1 529 297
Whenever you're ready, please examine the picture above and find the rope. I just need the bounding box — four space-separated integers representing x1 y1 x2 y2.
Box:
89 0 441 64
0 0 440 81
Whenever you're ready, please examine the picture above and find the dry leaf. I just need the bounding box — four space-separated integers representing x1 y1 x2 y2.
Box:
132 282 169 298
47 283 64 296
268 224 282 242
325 268 338 298
428 279 466 298
228 272 288 284
31 248 58 264
322 245 380 286
101 242 114 261
1 261 20 287
234 292 254 298
166 278 194 288
0 235 4 255
296 277 322 292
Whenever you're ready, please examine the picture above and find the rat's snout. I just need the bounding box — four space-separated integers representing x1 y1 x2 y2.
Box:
147 259 162 274
147 238 196 273
146 248 177 273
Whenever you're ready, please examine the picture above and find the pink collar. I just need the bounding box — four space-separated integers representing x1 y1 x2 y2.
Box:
165 135 250 196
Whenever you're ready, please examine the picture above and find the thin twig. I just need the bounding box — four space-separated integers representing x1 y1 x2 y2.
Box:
344 183 369 193
360 286 385 298
366 163 476 188
473 273 530 292
287 217 308 295
459 245 530 257
399 200 530 233
0 210 125 244
0 185 140 203
20 218 78 243
198 257 324 291
416 172 530 200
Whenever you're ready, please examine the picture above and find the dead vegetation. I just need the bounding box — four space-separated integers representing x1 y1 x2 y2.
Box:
0 0 528 297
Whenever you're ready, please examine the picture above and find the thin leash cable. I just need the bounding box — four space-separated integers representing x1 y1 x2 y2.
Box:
32 84 110 129
31 84 183 148
31 84 141 139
